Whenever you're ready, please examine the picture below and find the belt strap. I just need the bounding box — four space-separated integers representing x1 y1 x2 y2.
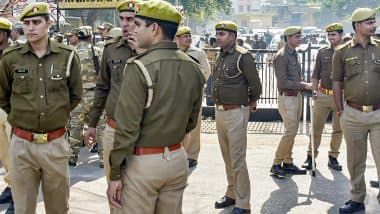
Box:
13 127 65 144
319 86 333 95
347 101 380 112
216 105 241 111
133 144 181 155
281 91 300 96
107 118 117 129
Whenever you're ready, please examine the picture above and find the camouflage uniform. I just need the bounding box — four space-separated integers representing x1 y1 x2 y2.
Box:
68 40 105 163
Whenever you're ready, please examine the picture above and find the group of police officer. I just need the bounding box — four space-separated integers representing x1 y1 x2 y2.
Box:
0 0 377 214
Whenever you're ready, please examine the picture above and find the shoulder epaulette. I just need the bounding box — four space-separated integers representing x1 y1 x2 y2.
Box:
236 45 248 54
56 42 75 52
336 41 350 51
318 45 328 51
104 36 122 47
2 44 23 55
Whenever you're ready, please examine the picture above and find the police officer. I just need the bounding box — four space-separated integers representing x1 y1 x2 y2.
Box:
68 26 104 167
332 8 380 213
107 0 205 213
0 17 14 214
175 26 211 168
270 26 312 177
212 21 262 214
97 22 113 40
85 0 139 186
66 28 80 47
0 3 81 213
10 22 25 45
302 23 344 171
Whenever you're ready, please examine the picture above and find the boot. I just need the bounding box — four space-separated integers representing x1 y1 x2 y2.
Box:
90 143 98 153
283 163 307 175
301 155 316 170
68 156 78 167
328 156 342 171
5 199 14 214
270 165 285 178
0 187 12 204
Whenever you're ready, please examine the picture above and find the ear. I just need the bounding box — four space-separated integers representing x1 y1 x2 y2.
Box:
151 22 159 37
47 19 53 27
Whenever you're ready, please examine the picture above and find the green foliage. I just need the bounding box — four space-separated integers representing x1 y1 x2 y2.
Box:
167 0 231 21
321 0 380 17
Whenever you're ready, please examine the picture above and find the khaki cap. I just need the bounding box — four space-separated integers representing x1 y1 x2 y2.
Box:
78 26 92 37
325 23 343 32
0 18 12 31
20 2 50 21
97 22 113 31
117 0 140 12
176 26 191 36
66 28 79 37
107 27 122 38
351 8 375 22
135 0 182 25
284 26 302 36
215 21 237 33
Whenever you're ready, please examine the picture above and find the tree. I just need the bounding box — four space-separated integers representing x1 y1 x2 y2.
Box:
321 0 380 18
167 0 232 21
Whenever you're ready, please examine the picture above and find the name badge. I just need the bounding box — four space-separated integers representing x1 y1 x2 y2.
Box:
15 67 28 73
112 59 122 64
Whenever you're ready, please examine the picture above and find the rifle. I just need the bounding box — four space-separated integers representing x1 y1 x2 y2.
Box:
90 34 100 74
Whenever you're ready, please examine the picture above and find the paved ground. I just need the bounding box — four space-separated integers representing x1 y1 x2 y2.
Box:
0 124 379 213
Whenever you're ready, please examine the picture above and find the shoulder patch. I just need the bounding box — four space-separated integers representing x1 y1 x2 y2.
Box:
235 45 248 54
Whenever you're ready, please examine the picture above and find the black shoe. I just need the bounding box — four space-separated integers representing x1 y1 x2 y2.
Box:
328 156 342 171
68 158 77 167
283 163 307 175
370 180 379 188
99 160 104 168
214 196 235 209
0 187 12 204
231 207 251 214
301 155 316 170
90 143 98 153
5 200 14 214
339 200 365 214
270 165 285 178
188 159 198 168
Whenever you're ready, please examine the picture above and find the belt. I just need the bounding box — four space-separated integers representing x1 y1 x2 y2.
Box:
13 127 65 144
319 86 333 95
280 91 301 96
347 101 380 113
133 143 181 155
216 104 242 111
107 118 116 129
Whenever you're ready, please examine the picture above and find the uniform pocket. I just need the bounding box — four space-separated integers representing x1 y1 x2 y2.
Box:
12 73 32 94
344 59 361 79
47 66 67 92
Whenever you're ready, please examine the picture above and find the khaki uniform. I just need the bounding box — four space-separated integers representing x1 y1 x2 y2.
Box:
273 44 304 165
332 37 380 203
88 37 135 182
0 40 13 186
309 46 342 158
211 44 262 210
182 45 211 160
110 42 205 213
68 41 105 162
0 40 82 214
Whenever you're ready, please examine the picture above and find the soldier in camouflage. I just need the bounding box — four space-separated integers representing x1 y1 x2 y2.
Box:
68 26 105 167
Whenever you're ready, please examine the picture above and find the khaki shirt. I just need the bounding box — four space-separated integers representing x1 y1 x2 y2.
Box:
109 42 205 180
0 40 82 133
312 46 334 89
186 45 211 80
88 37 135 127
212 43 262 105
274 44 304 93
332 37 380 105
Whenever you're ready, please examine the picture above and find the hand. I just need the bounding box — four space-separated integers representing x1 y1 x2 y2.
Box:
249 101 257 112
84 127 96 149
107 180 123 208
302 82 313 90
337 110 344 117
128 35 146 54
